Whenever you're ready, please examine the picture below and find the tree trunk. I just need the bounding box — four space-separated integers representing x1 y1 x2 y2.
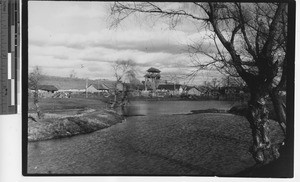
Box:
270 89 286 134
110 92 118 108
120 91 127 117
33 90 42 119
34 102 42 119
120 89 128 106
247 91 280 164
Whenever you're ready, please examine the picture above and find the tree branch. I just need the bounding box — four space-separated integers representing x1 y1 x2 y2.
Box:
275 55 287 91
207 3 255 84
230 24 241 45
261 3 286 55
111 2 210 25
236 3 257 59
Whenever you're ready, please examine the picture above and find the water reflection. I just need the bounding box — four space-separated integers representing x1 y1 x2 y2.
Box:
121 100 235 117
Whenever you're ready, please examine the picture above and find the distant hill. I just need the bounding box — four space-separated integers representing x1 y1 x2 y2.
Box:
39 75 116 90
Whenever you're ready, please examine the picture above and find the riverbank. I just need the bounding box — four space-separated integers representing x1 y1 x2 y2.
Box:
28 109 124 142
129 95 245 102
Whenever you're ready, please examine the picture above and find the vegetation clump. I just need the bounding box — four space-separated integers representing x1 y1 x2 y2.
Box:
28 109 123 142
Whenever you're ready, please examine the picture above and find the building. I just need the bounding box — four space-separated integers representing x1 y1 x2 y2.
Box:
96 83 109 92
29 85 58 93
29 85 58 98
87 83 109 93
86 85 98 93
144 67 161 91
157 84 183 95
187 87 202 96
44 77 88 93
38 85 58 93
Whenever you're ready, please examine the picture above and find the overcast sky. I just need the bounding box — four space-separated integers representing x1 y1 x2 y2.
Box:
28 1 223 85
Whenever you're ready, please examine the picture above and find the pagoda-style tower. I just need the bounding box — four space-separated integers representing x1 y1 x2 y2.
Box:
144 67 161 93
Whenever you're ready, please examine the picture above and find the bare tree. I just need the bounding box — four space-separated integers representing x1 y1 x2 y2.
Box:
111 59 137 108
162 71 186 91
124 69 139 88
221 75 246 88
211 78 221 89
109 2 290 164
187 3 288 138
69 69 77 78
28 66 43 119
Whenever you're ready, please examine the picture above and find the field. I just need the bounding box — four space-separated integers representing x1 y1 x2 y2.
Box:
28 97 109 113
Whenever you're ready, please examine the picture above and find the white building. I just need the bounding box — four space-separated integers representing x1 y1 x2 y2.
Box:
187 87 202 96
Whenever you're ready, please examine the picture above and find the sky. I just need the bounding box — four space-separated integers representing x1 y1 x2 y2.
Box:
28 1 223 85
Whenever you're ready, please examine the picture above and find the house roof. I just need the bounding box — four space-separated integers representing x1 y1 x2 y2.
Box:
37 85 58 91
187 87 200 91
91 83 109 90
98 80 116 90
39 76 117 90
41 76 88 90
157 84 181 91
183 86 195 91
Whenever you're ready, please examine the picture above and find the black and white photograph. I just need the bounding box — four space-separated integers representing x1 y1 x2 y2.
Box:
23 0 295 177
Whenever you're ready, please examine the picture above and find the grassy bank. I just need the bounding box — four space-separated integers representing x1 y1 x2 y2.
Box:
28 109 124 142
28 98 124 142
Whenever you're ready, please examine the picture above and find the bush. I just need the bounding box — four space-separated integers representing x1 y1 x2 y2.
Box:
228 103 277 121
228 104 248 116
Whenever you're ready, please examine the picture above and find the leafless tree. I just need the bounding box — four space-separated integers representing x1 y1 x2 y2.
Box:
109 2 290 164
111 59 137 108
162 71 186 91
28 66 43 119
221 75 246 88
69 69 77 78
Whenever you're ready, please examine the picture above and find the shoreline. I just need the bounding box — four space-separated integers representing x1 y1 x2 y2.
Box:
28 108 231 142
129 96 244 102
27 103 277 143
28 109 124 142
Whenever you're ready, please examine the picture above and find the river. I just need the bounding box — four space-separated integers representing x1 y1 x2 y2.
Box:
27 100 255 175
121 100 235 116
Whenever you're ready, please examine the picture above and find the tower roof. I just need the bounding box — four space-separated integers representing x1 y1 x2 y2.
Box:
147 67 161 73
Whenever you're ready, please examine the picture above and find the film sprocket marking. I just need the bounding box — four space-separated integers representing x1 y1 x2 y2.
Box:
0 0 20 115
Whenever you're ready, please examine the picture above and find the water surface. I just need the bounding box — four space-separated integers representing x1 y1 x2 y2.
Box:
122 100 235 116
28 100 253 175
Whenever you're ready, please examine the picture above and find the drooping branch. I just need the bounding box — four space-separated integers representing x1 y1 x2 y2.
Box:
207 3 256 84
110 2 209 28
